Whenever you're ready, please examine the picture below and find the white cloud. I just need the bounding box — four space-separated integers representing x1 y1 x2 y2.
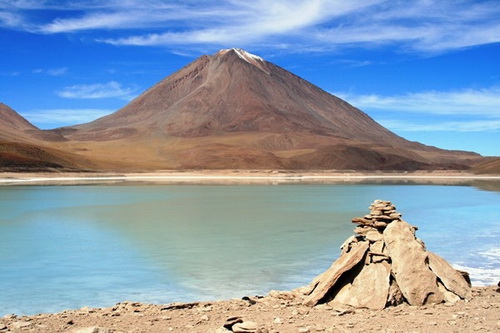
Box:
336 87 500 118
0 10 24 28
3 0 498 53
33 67 68 76
21 108 113 127
56 81 137 100
378 119 500 133
337 86 500 134
41 10 171 33
330 59 373 68
0 1 50 10
100 0 380 47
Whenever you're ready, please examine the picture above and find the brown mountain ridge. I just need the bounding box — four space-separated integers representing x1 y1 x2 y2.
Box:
0 103 93 171
1 49 485 171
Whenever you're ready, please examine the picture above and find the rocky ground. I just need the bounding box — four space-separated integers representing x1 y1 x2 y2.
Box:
1 286 498 333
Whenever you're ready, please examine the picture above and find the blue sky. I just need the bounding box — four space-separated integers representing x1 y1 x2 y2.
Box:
0 0 499 156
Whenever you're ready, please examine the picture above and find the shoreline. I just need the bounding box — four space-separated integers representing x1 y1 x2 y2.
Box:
1 286 498 332
1 170 500 185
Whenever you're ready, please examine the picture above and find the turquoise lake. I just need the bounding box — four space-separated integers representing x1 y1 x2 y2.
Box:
0 183 499 316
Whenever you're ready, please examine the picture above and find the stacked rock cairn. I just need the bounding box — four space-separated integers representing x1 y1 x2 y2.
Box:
300 200 472 309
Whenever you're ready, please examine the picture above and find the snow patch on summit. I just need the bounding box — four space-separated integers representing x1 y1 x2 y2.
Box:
218 48 264 65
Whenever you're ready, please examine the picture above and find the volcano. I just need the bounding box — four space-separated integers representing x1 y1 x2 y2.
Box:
64 49 403 143
4 49 482 170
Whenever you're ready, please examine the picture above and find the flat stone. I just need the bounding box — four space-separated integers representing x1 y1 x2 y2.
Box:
370 254 389 263
331 281 352 306
333 262 391 310
373 221 388 228
386 279 405 306
232 321 258 333
366 230 383 242
427 252 472 300
384 220 444 306
369 240 384 253
303 241 369 307
71 328 111 333
269 290 295 300
351 217 372 225
10 322 32 330
224 316 243 330
213 328 232 333
354 226 377 236
458 271 472 287
438 282 461 305
340 235 358 253
372 203 389 209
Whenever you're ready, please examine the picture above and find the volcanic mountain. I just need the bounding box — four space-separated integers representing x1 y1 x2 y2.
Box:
4 49 483 170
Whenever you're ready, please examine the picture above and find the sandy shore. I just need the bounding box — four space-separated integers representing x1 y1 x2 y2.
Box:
1 286 498 332
1 170 499 185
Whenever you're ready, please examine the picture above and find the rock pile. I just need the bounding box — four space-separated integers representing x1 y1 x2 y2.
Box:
301 200 472 309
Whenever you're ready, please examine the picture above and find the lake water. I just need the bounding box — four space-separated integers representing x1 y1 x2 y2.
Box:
0 183 499 316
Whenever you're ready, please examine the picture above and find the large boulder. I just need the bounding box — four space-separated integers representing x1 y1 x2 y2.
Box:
428 252 472 300
333 261 391 309
383 220 444 305
303 241 369 306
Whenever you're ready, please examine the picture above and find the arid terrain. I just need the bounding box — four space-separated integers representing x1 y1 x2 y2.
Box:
1 49 491 173
1 286 498 333
1 48 498 333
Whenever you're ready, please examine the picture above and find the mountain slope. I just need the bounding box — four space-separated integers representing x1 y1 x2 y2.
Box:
63 49 407 145
0 103 94 171
0 103 66 142
45 49 482 170
471 157 500 174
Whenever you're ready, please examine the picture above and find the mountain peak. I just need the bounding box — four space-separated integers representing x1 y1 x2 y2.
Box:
216 48 264 65
51 50 480 170
0 102 66 142
0 102 38 131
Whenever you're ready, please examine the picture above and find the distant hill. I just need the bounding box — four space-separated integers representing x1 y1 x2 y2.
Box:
0 103 93 171
471 157 500 174
0 103 65 143
1 49 487 171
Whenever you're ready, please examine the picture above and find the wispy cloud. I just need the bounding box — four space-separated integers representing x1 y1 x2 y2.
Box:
98 1 383 47
378 119 500 133
21 108 113 128
2 0 498 54
56 81 137 100
336 86 500 133
330 59 373 68
33 67 68 76
0 10 24 28
336 87 500 118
